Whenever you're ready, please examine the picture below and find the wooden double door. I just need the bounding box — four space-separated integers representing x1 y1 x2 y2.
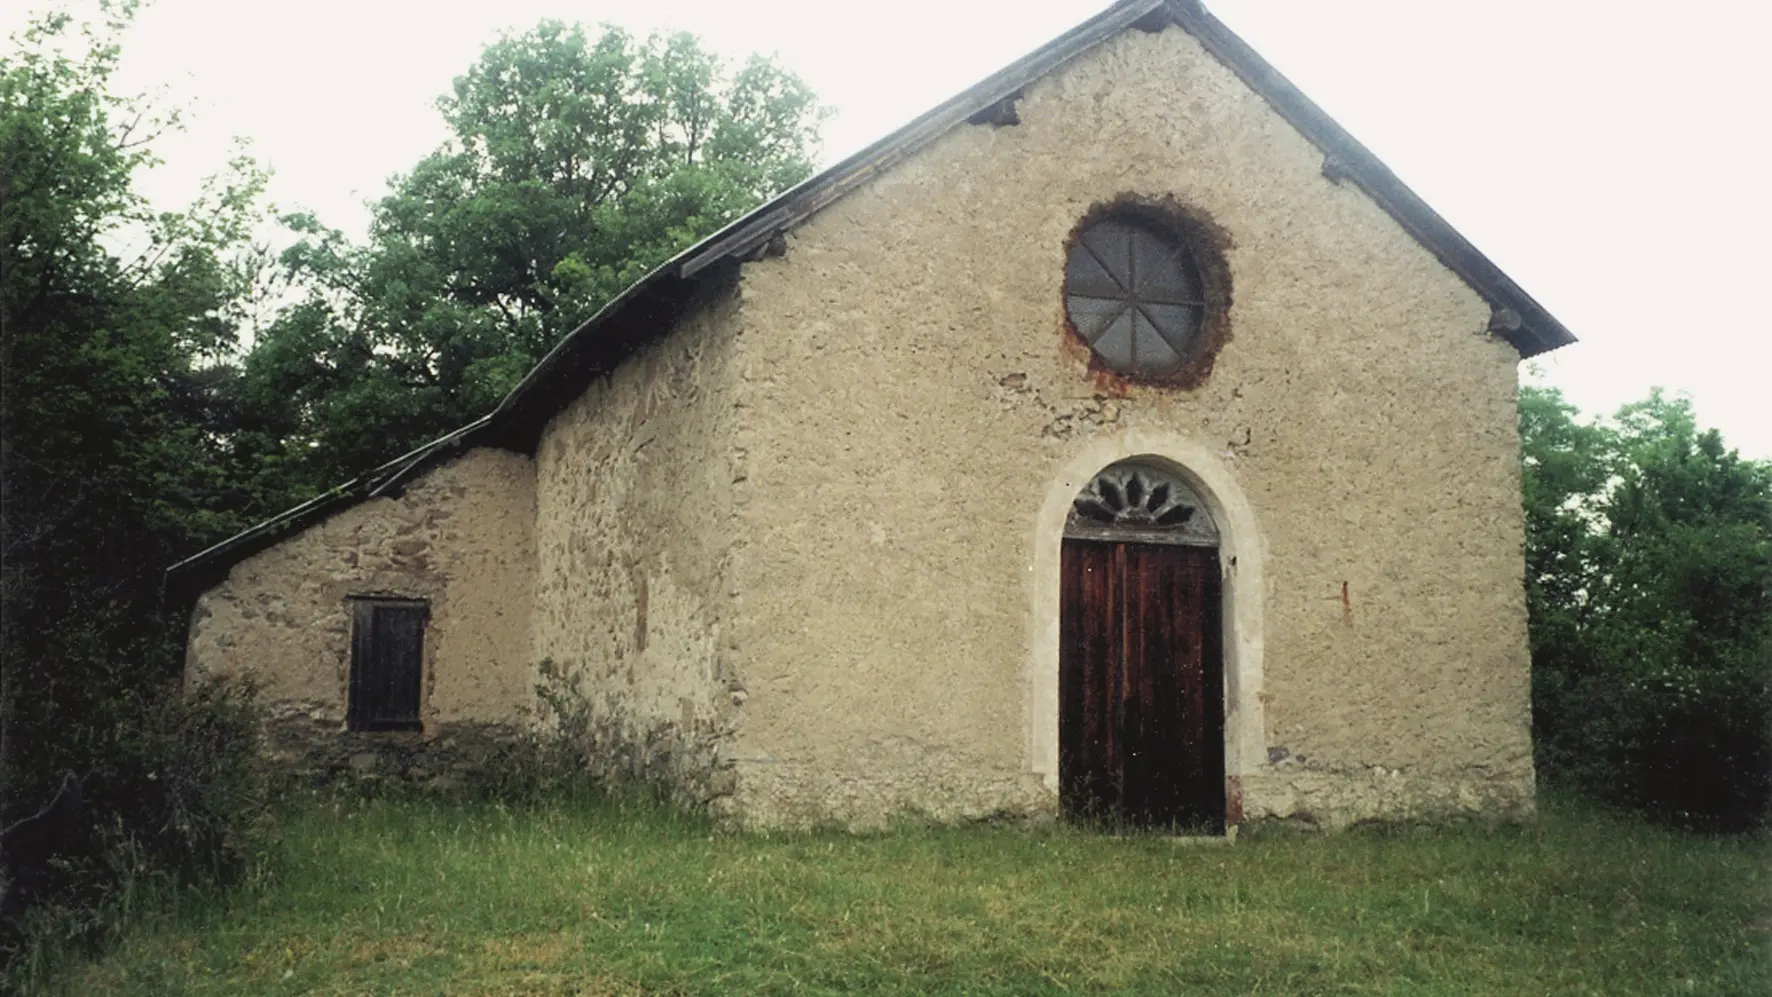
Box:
1059 538 1224 831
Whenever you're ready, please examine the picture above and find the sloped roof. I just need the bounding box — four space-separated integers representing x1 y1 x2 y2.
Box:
167 0 1574 594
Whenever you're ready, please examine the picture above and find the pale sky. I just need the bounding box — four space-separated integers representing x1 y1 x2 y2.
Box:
9 0 1769 457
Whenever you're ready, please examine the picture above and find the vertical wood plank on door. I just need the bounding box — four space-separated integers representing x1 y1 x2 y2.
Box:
374 604 426 729
1126 542 1225 830
1060 539 1120 818
347 600 377 731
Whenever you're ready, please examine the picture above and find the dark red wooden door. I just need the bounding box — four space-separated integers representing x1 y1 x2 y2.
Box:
1060 539 1223 830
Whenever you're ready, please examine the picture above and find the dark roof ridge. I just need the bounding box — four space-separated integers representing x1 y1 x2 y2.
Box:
165 415 497 595
485 0 1184 450
167 0 1574 593
489 0 1572 453
1162 0 1571 354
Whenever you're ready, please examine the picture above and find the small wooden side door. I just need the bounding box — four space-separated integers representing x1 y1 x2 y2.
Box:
348 599 427 732
1060 539 1223 830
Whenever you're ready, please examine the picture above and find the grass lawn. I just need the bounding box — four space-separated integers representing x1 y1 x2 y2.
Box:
33 792 1771 996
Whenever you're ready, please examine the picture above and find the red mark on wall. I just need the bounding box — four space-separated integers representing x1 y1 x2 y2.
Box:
1225 774 1244 826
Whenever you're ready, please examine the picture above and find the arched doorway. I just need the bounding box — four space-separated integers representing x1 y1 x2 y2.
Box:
1060 460 1225 831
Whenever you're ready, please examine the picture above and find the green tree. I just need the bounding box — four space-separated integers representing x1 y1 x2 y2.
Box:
235 22 824 495
1518 385 1611 684
1521 385 1772 828
1 3 266 961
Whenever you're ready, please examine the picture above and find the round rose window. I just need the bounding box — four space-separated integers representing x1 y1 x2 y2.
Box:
1064 216 1206 378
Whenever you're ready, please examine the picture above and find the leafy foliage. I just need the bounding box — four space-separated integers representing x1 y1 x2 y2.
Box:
2 10 823 976
233 22 824 495
1 3 268 973
1522 385 1772 828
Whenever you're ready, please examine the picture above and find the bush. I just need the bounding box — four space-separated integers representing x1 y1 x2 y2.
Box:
2 7 286 984
482 659 603 804
1523 386 1772 830
0 675 267 990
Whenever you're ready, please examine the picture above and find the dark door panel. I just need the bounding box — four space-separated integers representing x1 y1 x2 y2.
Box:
1060 540 1122 817
1061 539 1223 831
348 599 427 732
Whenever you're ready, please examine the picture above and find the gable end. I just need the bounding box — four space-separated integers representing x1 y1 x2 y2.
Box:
167 0 1574 595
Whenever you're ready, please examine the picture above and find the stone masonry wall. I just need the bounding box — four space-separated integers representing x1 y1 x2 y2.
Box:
530 285 746 813
185 448 537 781
722 23 1534 829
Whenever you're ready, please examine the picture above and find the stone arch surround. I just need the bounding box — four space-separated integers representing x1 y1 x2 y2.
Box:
1027 432 1268 820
